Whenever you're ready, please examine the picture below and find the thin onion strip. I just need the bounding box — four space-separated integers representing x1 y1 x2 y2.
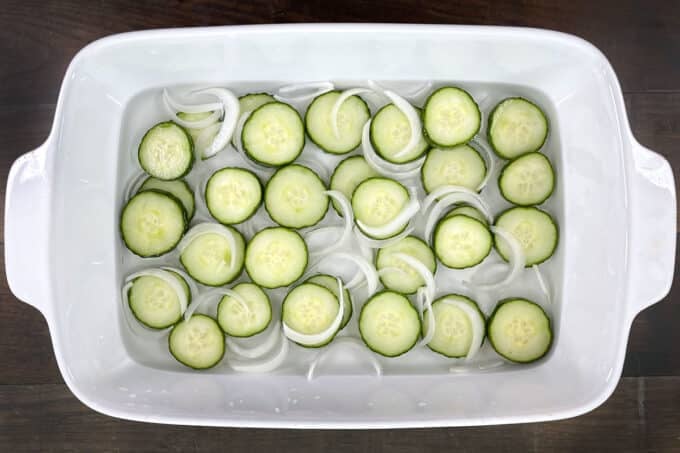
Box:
177 223 238 271
125 268 189 314
392 252 436 301
472 139 495 192
226 322 281 359
361 121 424 178
421 184 492 217
355 224 415 249
423 191 494 240
183 287 250 321
331 88 372 139
227 331 289 373
275 81 334 103
469 226 526 290
304 191 353 257
356 189 420 239
162 89 223 114
283 278 345 346
533 264 551 303
383 90 423 159
440 296 485 359
120 281 172 337
192 88 240 158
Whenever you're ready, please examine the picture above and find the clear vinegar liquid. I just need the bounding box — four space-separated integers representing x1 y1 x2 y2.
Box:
116 80 564 376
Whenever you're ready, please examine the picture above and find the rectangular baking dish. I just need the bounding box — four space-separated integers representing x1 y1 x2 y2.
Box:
4 24 675 428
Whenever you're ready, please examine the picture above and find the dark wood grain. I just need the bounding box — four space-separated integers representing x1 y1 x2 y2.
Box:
0 378 679 452
1 0 679 450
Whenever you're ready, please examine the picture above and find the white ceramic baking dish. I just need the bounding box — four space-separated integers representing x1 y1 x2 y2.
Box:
5 24 676 428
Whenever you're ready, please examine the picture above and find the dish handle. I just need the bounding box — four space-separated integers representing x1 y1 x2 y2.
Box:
4 140 52 316
627 139 676 318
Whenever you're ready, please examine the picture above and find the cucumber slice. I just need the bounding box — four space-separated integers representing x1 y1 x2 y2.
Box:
264 164 328 228
421 145 487 193
121 190 186 257
282 282 340 347
351 177 410 239
445 205 487 225
359 291 421 357
424 295 485 358
139 177 195 220
245 227 308 288
423 87 481 147
177 111 214 142
376 236 436 294
488 298 552 363
128 272 190 329
239 93 275 114
329 156 379 214
306 274 353 329
179 226 245 286
242 102 305 166
434 214 492 269
217 282 272 337
305 91 370 154
370 103 429 163
205 167 262 225
138 121 194 180
494 207 558 266
499 152 555 206
169 314 225 369
488 97 548 159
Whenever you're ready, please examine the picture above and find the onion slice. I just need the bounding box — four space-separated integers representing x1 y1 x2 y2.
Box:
468 226 526 290
162 89 223 114
383 90 423 159
307 336 382 381
533 264 551 303
356 188 420 239
421 184 492 217
440 296 485 359
423 190 494 240
361 121 424 178
232 112 250 153
183 287 249 321
228 332 290 373
194 122 222 159
125 268 189 315
417 288 436 346
177 223 238 271
331 88 372 139
275 81 334 103
191 88 240 159
120 281 172 337
355 224 415 249
124 172 148 202
392 252 436 301
226 322 282 359
160 266 199 300
309 252 378 296
283 278 345 346
472 139 495 192
304 191 353 256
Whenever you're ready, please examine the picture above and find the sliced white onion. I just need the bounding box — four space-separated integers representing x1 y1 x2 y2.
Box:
468 226 526 290
362 121 424 178
162 89 223 114
305 191 353 257
160 266 199 300
283 278 345 346
177 223 238 271
307 336 382 381
533 264 551 303
124 172 148 202
392 252 436 301
192 88 240 158
357 233 374 262
228 332 290 373
120 281 172 337
423 190 494 240
232 112 250 153
383 90 423 159
472 139 495 192
440 296 485 359
194 122 222 159
421 184 492 217
418 289 436 346
183 287 250 321
355 224 414 249
312 252 379 295
356 188 420 239
125 268 189 315
275 81 334 103
331 88 372 139
226 323 281 359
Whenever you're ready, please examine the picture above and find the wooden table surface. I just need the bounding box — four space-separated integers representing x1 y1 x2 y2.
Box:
1 0 679 451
